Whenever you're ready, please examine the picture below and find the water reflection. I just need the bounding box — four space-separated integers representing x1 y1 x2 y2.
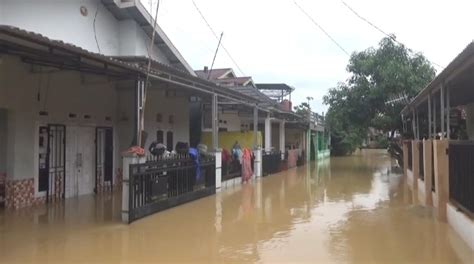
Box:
0 149 472 263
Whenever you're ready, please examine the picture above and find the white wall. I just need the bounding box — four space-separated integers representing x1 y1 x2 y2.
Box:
143 89 190 152
1 0 170 63
0 55 119 184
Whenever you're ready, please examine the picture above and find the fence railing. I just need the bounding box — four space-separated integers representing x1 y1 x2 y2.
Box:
128 154 216 223
222 159 242 181
407 141 413 171
262 152 281 176
448 141 474 218
418 141 424 180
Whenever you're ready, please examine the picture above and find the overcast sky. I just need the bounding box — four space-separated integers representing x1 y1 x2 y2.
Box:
141 0 473 114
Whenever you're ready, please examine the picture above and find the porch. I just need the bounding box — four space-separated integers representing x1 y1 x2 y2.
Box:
401 42 474 250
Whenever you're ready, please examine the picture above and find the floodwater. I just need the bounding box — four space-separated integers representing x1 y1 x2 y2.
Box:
0 150 472 263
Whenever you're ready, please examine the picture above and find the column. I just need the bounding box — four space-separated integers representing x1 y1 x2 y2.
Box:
433 140 449 221
264 113 271 153
212 93 218 150
122 153 145 223
412 140 419 204
423 139 433 206
253 106 258 148
211 94 222 189
441 85 445 138
279 120 285 160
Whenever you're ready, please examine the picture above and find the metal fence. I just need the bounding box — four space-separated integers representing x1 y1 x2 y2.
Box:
222 159 242 181
128 154 216 223
418 141 424 180
407 141 413 171
262 152 281 176
448 142 474 218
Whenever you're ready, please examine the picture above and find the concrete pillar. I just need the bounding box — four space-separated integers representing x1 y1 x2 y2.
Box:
264 114 271 153
253 148 262 178
214 150 222 190
279 120 285 160
433 140 449 221
306 129 311 161
412 140 419 203
253 106 258 148
122 153 145 223
423 139 433 206
212 94 218 150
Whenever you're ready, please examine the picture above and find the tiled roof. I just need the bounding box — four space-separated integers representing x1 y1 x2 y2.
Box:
195 68 233 80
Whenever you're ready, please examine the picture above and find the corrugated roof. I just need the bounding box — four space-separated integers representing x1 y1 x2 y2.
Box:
0 26 258 104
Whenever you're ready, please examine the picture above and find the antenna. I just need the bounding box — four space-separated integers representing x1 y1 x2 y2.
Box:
208 32 224 80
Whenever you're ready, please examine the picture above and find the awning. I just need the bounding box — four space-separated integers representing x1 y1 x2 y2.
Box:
0 26 259 106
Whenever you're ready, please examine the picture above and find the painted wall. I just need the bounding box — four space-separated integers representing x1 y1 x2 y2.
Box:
1 0 169 63
143 89 190 152
201 131 262 151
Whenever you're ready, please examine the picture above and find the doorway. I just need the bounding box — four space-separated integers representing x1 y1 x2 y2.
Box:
65 126 95 198
38 124 66 202
95 127 113 193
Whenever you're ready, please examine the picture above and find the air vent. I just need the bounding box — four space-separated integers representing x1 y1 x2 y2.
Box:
84 115 91 119
69 113 77 118
105 116 112 121
39 111 48 116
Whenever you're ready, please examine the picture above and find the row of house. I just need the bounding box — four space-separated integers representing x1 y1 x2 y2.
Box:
0 0 330 220
400 42 474 250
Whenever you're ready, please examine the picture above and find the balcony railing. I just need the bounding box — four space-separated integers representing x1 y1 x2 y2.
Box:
419 141 424 180
128 154 216 223
407 141 413 171
448 141 474 218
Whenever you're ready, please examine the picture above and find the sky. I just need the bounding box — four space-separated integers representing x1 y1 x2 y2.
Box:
141 0 474 114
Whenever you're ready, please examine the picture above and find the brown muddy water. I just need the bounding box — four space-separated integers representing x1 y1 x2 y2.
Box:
0 149 472 263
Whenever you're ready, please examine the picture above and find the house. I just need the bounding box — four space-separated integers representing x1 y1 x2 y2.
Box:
400 42 474 250
0 0 255 211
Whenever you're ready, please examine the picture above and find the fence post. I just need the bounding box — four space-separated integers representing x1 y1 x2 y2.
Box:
122 153 145 223
253 147 262 178
412 140 419 204
214 150 222 190
433 139 449 221
423 139 433 206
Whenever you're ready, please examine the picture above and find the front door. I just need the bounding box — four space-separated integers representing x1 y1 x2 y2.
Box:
95 127 113 192
65 126 95 198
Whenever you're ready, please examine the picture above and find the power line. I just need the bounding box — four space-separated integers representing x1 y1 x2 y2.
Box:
293 0 350 57
191 0 246 76
340 0 444 69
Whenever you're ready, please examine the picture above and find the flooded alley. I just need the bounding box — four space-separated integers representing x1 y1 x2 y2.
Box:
0 150 472 263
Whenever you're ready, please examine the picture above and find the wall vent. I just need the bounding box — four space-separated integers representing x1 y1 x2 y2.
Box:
68 113 77 118
39 111 48 116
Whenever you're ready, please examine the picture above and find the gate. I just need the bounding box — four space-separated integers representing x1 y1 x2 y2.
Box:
128 154 216 223
95 127 113 193
38 125 66 202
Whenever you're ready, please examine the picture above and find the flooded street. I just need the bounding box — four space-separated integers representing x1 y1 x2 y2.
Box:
0 150 472 263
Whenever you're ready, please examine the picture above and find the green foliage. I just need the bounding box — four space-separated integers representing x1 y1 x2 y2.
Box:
294 102 310 116
324 37 436 155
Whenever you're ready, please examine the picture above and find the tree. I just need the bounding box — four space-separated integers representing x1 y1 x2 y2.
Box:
294 102 311 116
324 36 436 155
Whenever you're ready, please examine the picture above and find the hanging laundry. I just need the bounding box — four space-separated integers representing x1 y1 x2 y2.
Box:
241 148 253 183
188 148 201 181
